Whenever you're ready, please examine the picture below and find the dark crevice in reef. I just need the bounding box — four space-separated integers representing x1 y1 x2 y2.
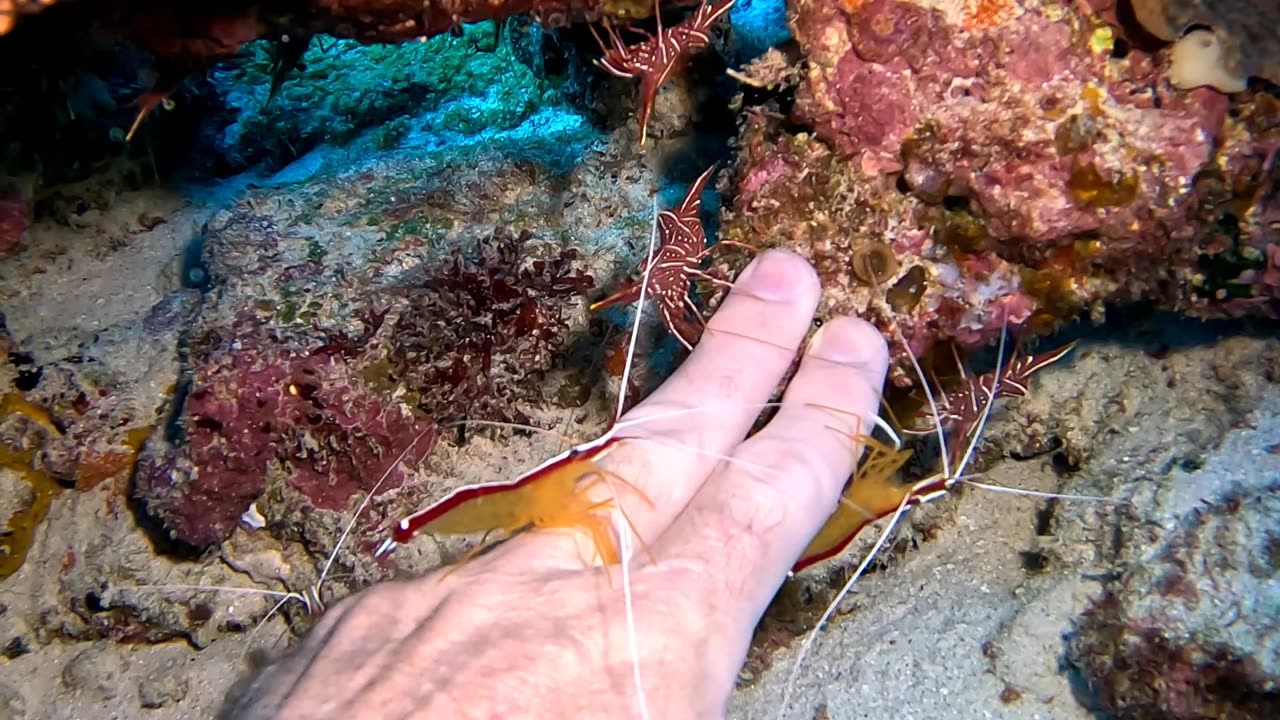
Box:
125 481 209 562
130 369 207 561
0 8 213 186
1110 0 1170 55
957 306 1280 381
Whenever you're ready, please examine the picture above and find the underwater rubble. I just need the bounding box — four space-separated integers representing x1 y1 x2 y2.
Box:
1071 477 1280 718
722 0 1280 381
0 0 1279 718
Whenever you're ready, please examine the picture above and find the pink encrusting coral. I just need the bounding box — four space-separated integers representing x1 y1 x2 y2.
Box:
134 200 596 548
136 317 437 547
721 0 1280 380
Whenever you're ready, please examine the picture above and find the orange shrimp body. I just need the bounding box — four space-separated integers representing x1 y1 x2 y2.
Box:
795 435 915 572
793 341 1077 572
377 435 637 565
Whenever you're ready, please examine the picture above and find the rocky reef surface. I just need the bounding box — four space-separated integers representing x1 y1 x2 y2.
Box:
0 0 1278 717
739 319 1280 718
723 0 1280 382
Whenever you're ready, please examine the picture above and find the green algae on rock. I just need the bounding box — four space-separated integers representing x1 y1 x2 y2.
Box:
206 22 563 171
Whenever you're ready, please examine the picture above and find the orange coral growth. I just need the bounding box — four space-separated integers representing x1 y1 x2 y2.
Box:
0 446 60 578
1 392 61 435
851 242 900 285
75 426 152 491
963 0 1020 31
1069 160 1139 208
0 392 66 577
74 450 130 490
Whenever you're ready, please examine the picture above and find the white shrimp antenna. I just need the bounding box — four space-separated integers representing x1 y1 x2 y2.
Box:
614 194 662 423
321 424 437 584
776 481 917 718
616 515 650 720
777 323 1009 718
613 190 662 720
131 421 437 654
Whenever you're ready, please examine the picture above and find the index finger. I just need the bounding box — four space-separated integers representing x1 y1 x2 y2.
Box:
499 249 821 568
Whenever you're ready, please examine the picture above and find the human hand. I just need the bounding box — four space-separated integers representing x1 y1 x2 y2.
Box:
223 249 889 719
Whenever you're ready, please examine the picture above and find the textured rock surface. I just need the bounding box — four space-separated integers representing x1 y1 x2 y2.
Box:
1067 394 1280 717
733 320 1280 718
721 0 1280 382
0 98 668 718
1 2 1279 718
1129 0 1280 89
0 176 29 257
129 110 671 548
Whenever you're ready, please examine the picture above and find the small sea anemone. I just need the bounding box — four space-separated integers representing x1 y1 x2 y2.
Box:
1130 0 1280 91
851 242 900 285
886 264 928 313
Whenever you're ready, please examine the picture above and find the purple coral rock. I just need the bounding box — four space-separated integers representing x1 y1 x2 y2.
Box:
0 178 30 258
136 327 434 547
723 0 1279 375
848 0 938 67
135 227 590 548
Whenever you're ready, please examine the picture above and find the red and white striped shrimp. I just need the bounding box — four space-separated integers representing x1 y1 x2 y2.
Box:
373 189 671 569
374 192 672 720
775 325 1115 717
370 175 785 720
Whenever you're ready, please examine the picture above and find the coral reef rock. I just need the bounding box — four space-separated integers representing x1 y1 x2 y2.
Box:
1130 0 1280 91
732 321 1280 718
1068 389 1280 718
722 0 1280 382
134 186 599 548
201 22 564 172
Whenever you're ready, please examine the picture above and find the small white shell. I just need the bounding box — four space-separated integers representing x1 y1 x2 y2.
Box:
240 502 267 530
1169 30 1247 93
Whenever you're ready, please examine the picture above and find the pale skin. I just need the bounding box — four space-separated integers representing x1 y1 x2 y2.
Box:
224 250 890 719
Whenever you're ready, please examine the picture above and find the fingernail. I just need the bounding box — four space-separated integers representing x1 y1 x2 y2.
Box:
808 318 865 363
736 250 805 302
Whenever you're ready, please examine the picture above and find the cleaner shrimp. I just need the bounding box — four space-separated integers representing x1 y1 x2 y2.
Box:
372 193 674 720
775 325 1117 717
791 425 914 573
374 161 782 569
790 337 1082 573
374 190 670 566
372 178 830 719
